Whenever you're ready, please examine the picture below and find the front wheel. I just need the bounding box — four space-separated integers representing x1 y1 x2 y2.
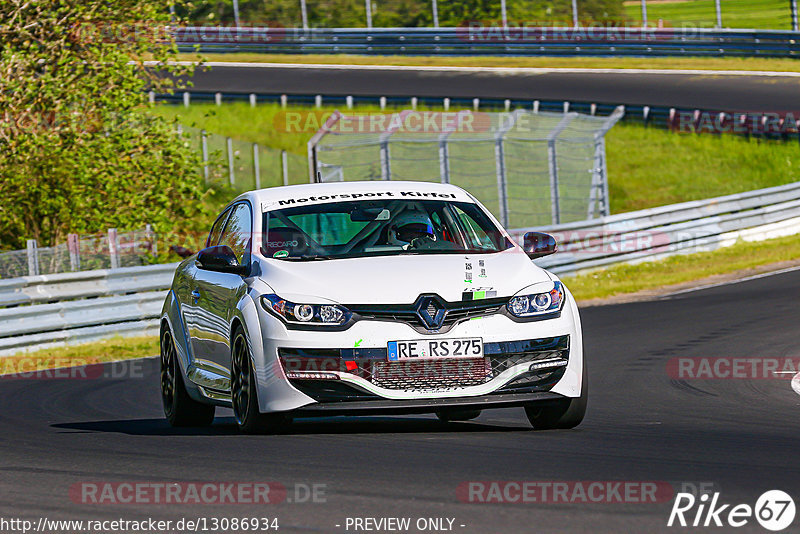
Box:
161 327 215 427
525 359 587 430
230 326 291 434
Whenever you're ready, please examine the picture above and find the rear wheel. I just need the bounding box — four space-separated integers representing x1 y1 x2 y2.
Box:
230 326 291 434
525 358 587 430
161 327 215 427
436 409 482 423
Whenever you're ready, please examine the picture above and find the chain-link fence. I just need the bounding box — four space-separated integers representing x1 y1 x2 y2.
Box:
309 108 623 229
180 126 308 193
0 228 157 279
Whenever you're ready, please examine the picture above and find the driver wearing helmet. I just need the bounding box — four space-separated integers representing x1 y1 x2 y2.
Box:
387 210 437 249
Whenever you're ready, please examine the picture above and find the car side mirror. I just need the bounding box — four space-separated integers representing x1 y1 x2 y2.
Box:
196 245 248 275
523 232 557 259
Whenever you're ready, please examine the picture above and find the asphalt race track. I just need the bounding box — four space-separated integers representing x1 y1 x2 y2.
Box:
186 64 800 111
1 268 798 533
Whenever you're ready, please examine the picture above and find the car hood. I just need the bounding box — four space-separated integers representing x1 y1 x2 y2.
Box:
257 249 551 304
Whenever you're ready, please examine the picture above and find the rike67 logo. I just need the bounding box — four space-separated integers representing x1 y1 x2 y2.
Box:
668 490 795 531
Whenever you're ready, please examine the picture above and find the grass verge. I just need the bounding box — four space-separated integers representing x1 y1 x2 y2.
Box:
0 336 158 375
181 53 800 73
564 233 800 301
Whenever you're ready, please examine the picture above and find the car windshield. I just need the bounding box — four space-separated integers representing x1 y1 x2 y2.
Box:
262 199 514 261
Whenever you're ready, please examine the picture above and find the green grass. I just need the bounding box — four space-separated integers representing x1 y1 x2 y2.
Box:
0 336 158 374
151 102 800 215
565 233 800 301
623 0 794 30
181 53 800 72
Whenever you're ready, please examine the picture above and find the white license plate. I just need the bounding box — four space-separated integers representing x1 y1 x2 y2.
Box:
387 338 483 361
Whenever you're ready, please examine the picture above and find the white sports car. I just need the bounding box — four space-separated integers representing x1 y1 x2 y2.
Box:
160 181 586 433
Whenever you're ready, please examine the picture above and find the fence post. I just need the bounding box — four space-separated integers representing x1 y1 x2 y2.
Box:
300 0 309 30
494 138 509 228
26 239 39 276
201 130 209 182
365 0 372 28
108 229 120 270
67 233 81 272
432 0 439 28
438 138 450 184
253 143 261 189
145 223 157 257
571 0 579 27
714 0 722 28
227 137 235 186
492 110 523 228
380 140 391 180
282 150 289 186
641 0 648 27
792 0 799 32
546 113 578 225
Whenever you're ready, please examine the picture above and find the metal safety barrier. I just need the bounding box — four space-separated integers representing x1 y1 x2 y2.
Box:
1 182 799 354
174 26 800 58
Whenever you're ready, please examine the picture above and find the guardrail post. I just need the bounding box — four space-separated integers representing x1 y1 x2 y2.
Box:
201 130 209 182
253 143 261 189
227 137 235 185
183 92 190 107
26 240 39 276
215 92 222 106
67 234 81 272
282 150 289 186
108 229 120 270
249 93 256 107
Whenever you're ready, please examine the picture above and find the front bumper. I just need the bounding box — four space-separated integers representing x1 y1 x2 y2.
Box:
249 288 583 414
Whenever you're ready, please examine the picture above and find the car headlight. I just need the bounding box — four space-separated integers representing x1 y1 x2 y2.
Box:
261 294 351 326
507 281 565 318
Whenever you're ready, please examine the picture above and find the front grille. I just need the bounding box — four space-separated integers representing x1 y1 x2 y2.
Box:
370 358 492 390
279 335 570 395
350 296 506 333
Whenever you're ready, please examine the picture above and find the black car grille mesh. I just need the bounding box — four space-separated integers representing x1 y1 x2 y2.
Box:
280 335 570 393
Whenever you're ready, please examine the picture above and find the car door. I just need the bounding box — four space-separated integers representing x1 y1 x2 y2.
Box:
188 202 252 379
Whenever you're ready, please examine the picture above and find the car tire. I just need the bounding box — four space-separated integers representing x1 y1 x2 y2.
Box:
525 358 588 430
161 327 215 427
230 326 291 434
436 409 482 423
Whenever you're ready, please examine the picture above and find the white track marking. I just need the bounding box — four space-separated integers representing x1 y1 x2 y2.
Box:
143 60 800 78
662 265 800 298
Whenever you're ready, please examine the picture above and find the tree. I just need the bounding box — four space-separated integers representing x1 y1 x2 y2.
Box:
0 0 210 250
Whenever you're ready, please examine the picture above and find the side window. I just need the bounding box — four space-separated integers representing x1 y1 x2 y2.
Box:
207 208 231 247
219 203 253 264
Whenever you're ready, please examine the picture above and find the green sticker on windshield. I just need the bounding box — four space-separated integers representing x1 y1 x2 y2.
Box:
273 250 289 258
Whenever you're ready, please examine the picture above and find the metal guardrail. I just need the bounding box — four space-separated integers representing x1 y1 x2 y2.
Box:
174 26 800 58
1 182 799 354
